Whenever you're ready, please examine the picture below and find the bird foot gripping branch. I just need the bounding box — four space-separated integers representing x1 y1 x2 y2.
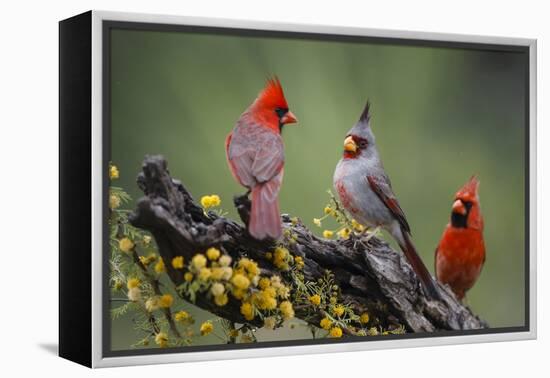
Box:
129 155 488 337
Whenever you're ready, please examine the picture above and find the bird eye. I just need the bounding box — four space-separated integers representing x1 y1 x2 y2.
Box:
275 107 288 118
359 140 368 149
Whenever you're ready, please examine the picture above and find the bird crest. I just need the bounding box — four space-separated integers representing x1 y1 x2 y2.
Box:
358 100 371 124
256 76 289 110
456 175 480 202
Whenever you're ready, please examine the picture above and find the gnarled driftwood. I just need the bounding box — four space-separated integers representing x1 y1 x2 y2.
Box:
129 155 487 335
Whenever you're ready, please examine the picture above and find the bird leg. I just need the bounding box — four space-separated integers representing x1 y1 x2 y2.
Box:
233 189 252 227
362 226 381 242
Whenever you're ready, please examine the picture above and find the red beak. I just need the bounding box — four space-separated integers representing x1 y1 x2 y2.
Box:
452 199 466 215
281 111 298 125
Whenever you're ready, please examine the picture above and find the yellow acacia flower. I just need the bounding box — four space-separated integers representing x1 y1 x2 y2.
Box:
351 219 365 232
154 258 165 273
333 305 345 317
198 267 212 281
127 278 140 289
231 273 250 290
270 275 282 288
221 267 233 281
337 228 351 239
200 195 212 208
145 297 159 312
174 310 190 322
313 218 322 227
109 194 121 209
279 301 294 320
200 320 214 336
211 267 224 280
119 237 134 253
323 230 334 238
210 282 225 297
155 332 168 347
206 247 221 261
258 277 271 290
324 206 332 214
158 294 173 308
200 194 221 209
320 317 332 330
214 293 228 306
171 256 184 269
209 195 221 207
219 255 232 267
367 327 379 336
295 256 304 269
277 285 290 299
273 247 289 271
329 327 343 338
109 165 119 180
263 316 277 330
142 235 152 245
360 312 370 324
308 294 321 306
191 254 207 270
127 287 141 302
240 302 255 320
184 272 194 282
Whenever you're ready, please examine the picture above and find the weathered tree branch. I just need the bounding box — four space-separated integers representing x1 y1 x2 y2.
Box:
129 155 487 335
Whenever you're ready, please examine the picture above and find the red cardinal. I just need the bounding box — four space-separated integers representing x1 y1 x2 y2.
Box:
435 176 485 300
333 101 441 300
225 77 297 240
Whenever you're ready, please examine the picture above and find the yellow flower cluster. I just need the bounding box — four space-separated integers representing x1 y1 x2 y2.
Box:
337 228 351 239
279 301 294 320
240 302 254 320
200 194 221 209
360 312 370 324
158 294 173 308
320 317 332 330
273 246 290 271
294 256 304 270
329 327 343 338
323 230 334 238
154 258 166 273
206 247 221 260
174 310 191 323
351 219 365 232
109 194 121 209
171 256 184 269
332 305 345 317
127 278 140 289
119 238 134 253
109 165 119 180
308 294 321 306
139 253 156 267
155 332 168 347
200 321 214 336
142 235 152 245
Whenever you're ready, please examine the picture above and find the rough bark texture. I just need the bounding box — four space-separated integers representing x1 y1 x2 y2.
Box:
129 155 487 334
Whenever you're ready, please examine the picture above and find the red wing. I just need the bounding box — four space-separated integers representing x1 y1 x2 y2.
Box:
227 123 284 187
367 175 411 234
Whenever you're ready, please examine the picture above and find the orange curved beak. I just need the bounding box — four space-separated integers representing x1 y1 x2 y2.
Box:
344 136 357 153
452 199 466 215
281 111 298 125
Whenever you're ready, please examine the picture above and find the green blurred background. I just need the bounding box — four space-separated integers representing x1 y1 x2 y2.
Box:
109 28 526 350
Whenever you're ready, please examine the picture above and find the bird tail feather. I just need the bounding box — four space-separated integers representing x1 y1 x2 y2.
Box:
249 181 282 240
401 232 442 301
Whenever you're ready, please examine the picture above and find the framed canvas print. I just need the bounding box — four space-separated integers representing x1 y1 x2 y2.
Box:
59 10 537 368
